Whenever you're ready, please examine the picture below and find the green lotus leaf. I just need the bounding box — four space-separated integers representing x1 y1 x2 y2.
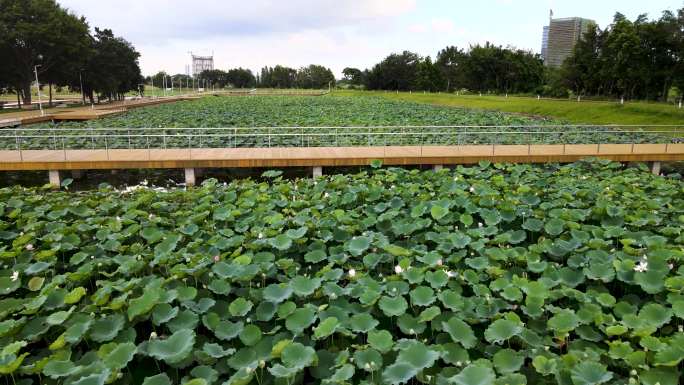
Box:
409 286 436 307
214 320 244 341
239 325 262 346
141 227 163 243
379 295 408 317
347 236 371 256
24 261 51 275
263 283 293 303
635 269 667 294
285 307 317 334
368 329 394 353
69 373 109 385
304 249 327 263
167 309 199 333
269 234 293 251
397 342 439 369
229 298 254 317
147 329 195 364
443 318 477 348
90 313 125 343
485 319 523 344
430 205 449 221
142 374 172 385
324 364 355 384
0 276 21 295
281 342 317 369
202 342 236 358
495 373 527 385
570 362 613 385
207 279 231 295
27 276 45 291
64 287 87 304
449 365 496 385
449 232 471 248
544 218 565 236
480 208 501 226
638 303 672 328
383 244 411 257
314 317 339 340
152 304 179 325
268 364 298 378
522 218 544 232
382 362 418 385
99 342 137 370
183 379 208 385
493 349 524 374
128 285 161 320
354 349 383 372
639 367 680 385
417 306 441 323
291 276 322 297
547 309 580 335
43 360 81 378
349 313 379 333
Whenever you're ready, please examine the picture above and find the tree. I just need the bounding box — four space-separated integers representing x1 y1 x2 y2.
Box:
295 65 335 89
198 69 228 88
365 51 421 91
0 0 91 105
342 67 364 86
226 68 256 88
82 28 143 103
413 56 444 92
436 46 468 92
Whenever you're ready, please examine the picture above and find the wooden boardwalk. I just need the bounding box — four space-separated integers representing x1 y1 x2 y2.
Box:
1 143 683 171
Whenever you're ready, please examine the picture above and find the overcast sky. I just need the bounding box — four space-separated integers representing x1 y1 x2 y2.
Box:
58 0 681 77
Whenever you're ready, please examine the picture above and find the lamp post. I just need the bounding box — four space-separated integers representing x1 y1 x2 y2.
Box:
79 70 85 105
34 64 43 116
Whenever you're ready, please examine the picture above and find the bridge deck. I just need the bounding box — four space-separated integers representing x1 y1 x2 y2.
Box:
1 143 683 171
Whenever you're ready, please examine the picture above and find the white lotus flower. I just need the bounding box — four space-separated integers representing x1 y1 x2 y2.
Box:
436 259 443 266
258 232 264 239
150 331 158 339
348 269 356 278
25 244 34 251
456 361 462 366
409 328 415 334
324 192 330 198
634 261 648 273
259 360 266 368
364 363 370 369
446 271 456 278
469 186 475 192
478 222 483 228
394 265 403 274
11 271 19 282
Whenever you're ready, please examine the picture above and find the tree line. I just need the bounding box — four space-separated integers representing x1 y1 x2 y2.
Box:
343 6 683 101
558 10 684 101
147 64 335 90
0 0 144 106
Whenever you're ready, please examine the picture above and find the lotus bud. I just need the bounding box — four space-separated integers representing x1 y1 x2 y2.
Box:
10 271 19 282
394 265 403 274
364 363 370 369
259 360 266 368
478 222 483 228
150 331 158 339
629 370 637 376
437 259 443 266
247 318 251 323
258 232 264 239
409 328 415 334
469 187 475 192
348 269 356 278
456 361 462 366
25 244 34 251
116 373 123 379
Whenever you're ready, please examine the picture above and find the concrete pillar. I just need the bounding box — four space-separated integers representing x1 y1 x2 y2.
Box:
650 161 661 176
312 166 323 178
71 170 84 179
110 169 118 175
432 164 444 172
184 168 196 186
48 170 60 188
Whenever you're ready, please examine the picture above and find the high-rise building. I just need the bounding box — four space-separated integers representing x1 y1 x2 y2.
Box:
542 16 595 67
191 54 214 76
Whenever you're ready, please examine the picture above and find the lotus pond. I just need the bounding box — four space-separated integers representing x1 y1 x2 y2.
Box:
1 96 670 150
1 159 683 385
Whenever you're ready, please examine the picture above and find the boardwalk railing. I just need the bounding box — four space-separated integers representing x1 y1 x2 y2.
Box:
1 125 683 152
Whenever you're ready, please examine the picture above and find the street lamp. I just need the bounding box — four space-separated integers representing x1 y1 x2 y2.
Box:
34 64 43 116
78 69 85 105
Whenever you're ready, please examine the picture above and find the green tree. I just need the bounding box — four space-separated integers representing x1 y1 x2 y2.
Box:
0 0 91 105
413 56 444 92
342 67 364 86
197 69 228 88
295 65 335 89
436 46 468 92
83 28 143 103
226 68 256 88
365 51 421 91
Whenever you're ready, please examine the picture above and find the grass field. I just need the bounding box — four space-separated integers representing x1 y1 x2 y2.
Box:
338 90 684 126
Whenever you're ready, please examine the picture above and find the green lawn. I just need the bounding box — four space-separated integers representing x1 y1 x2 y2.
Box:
336 90 684 126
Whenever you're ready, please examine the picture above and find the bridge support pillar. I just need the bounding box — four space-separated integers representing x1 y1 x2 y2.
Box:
650 161 661 176
48 170 60 189
432 164 444 172
312 166 323 178
184 168 196 187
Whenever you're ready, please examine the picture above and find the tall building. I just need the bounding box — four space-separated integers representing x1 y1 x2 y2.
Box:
542 16 595 67
191 54 214 76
